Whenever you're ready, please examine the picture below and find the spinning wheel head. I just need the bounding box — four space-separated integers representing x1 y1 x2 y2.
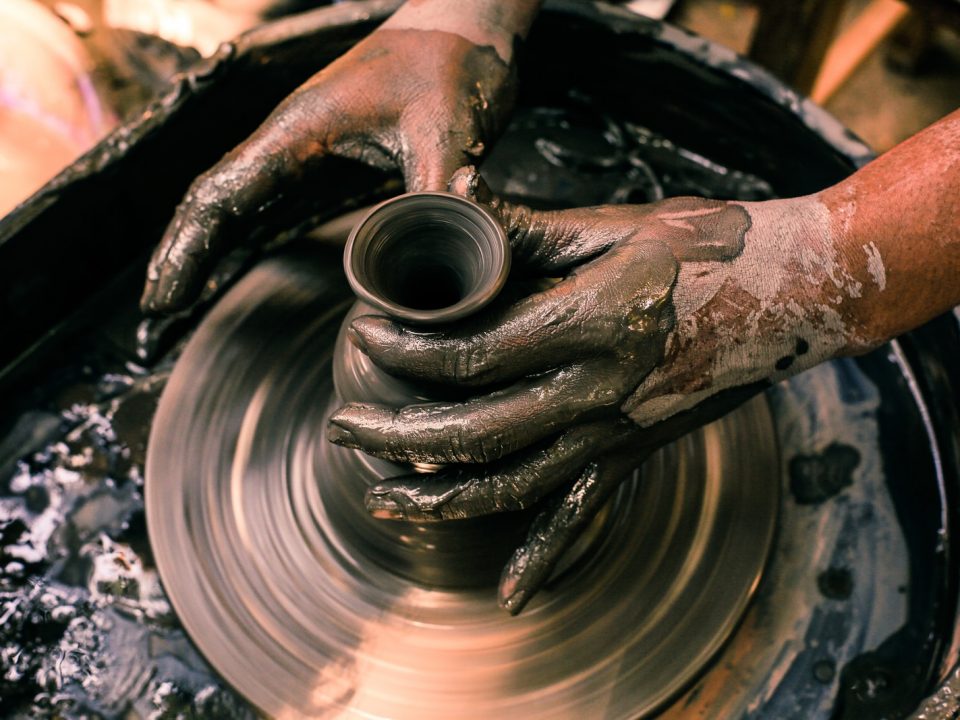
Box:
146 243 779 719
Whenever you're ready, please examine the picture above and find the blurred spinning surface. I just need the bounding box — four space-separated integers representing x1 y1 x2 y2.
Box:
146 242 779 718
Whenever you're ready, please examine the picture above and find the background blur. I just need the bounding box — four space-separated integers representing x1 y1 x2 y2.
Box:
2 0 958 218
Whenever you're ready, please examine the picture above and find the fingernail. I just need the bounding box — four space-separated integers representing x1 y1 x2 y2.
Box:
351 316 396 349
152 259 202 315
326 418 359 448
346 325 369 355
140 296 158 315
140 279 164 314
365 488 402 519
499 582 529 616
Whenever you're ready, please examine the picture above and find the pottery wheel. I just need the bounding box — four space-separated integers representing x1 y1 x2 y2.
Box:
146 238 779 719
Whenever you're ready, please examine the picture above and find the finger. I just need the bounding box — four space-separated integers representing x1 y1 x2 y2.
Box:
141 117 312 314
402 136 470 193
365 419 642 521
347 279 603 387
349 237 676 389
365 386 761 523
448 166 633 275
327 358 630 464
498 453 640 615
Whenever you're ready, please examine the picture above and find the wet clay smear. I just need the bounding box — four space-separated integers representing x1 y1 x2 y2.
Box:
0 362 255 719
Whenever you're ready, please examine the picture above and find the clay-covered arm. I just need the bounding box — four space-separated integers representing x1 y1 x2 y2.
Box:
141 0 542 314
329 110 960 613
628 108 960 426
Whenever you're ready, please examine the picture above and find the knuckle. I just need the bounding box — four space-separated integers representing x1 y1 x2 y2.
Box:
508 481 541 512
182 175 226 218
448 346 490 385
450 421 503 464
449 425 480 463
542 296 582 331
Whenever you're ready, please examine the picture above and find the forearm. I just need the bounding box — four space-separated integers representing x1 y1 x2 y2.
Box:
383 0 543 63
627 111 960 425
820 109 960 349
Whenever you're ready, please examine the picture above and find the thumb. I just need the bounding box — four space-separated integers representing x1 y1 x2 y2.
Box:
448 166 626 275
447 165 496 203
403 144 467 192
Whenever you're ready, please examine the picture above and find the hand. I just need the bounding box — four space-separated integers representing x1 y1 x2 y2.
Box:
329 167 866 613
140 17 519 313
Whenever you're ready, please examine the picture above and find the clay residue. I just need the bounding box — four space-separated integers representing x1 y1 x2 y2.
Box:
626 197 869 427
817 566 855 600
0 366 251 719
862 242 886 292
788 441 861 504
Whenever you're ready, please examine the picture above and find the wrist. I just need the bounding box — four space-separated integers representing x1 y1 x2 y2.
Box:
738 195 882 358
815 180 901 356
384 0 541 64
624 196 860 427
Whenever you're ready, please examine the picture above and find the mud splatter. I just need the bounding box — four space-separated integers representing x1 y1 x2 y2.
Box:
0 366 254 719
817 566 854 600
789 442 861 505
863 242 887 292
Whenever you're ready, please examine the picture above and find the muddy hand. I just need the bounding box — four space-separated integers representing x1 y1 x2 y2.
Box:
329 161 888 612
329 165 869 612
335 108 960 613
141 0 542 314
